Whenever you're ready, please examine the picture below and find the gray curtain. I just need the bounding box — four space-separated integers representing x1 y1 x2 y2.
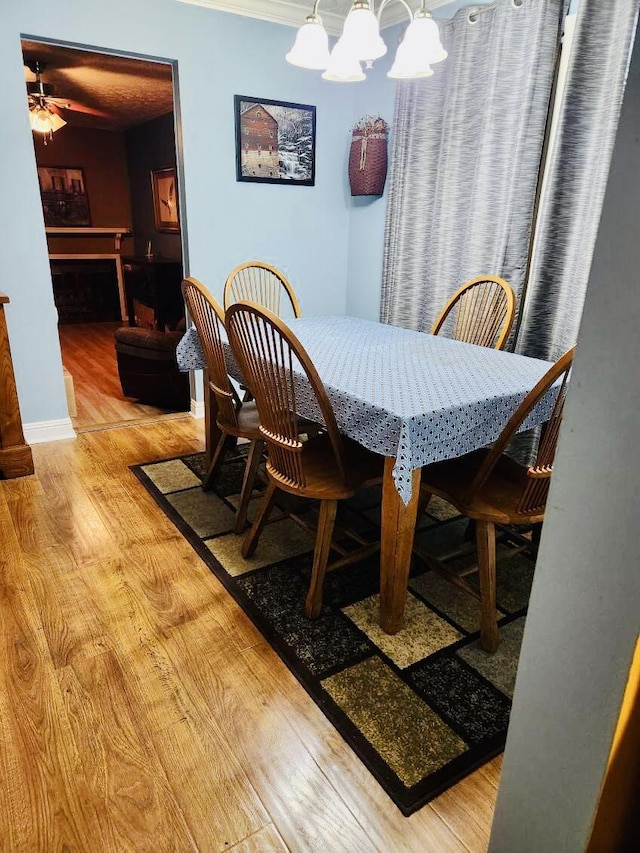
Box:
515 0 640 360
381 0 564 331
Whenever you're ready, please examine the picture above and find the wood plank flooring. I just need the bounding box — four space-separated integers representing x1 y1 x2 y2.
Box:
58 322 189 430
0 419 501 851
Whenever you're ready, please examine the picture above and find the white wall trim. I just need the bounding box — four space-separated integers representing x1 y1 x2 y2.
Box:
190 398 205 419
24 418 77 444
176 0 448 35
176 0 340 32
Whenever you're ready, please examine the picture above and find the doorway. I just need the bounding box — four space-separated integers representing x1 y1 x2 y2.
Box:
22 40 189 431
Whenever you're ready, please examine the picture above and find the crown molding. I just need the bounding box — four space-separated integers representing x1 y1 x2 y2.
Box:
176 0 449 36
176 0 345 35
380 0 459 29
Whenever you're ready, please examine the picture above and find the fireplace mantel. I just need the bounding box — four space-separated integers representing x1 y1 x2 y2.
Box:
46 227 131 251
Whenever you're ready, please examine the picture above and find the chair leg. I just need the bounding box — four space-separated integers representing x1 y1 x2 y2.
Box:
531 522 543 551
476 520 499 652
305 499 338 619
417 488 432 520
464 519 477 543
234 439 264 534
242 479 278 558
203 432 236 492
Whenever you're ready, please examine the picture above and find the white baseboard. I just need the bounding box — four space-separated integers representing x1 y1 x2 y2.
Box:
190 399 205 420
23 418 77 444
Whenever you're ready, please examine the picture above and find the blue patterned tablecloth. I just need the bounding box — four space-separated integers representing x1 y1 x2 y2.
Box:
176 316 556 504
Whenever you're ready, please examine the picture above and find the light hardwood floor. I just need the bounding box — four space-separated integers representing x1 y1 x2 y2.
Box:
58 322 189 430
0 418 501 852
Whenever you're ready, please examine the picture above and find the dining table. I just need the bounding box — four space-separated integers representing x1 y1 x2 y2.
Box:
176 314 556 635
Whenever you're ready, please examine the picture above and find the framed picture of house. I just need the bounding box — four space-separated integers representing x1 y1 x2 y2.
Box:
234 95 316 186
151 166 180 233
37 166 91 227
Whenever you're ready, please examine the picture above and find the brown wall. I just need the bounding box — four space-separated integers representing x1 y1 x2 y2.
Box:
35 125 134 255
124 112 181 260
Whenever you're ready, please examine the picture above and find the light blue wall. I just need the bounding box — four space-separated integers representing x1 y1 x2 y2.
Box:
2 0 535 426
0 0 355 425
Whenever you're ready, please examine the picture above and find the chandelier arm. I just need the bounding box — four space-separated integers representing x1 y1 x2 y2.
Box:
376 0 415 23
311 0 322 15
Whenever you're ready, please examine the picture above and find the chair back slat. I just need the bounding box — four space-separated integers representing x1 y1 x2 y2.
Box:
432 276 516 350
224 261 301 319
226 301 347 490
517 368 570 514
181 277 239 431
467 347 576 511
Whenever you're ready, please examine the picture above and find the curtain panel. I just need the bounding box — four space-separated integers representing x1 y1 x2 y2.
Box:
515 0 640 360
381 0 564 332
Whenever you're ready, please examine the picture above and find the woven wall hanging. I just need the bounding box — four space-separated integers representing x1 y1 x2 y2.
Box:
349 116 389 197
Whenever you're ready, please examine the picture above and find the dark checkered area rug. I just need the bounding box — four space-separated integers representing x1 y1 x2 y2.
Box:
131 449 533 815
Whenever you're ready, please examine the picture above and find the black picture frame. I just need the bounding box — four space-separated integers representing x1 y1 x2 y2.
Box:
37 166 91 227
234 94 316 186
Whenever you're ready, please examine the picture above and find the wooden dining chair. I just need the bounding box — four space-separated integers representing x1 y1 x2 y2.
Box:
431 276 516 350
181 277 264 533
226 300 383 618
223 261 302 319
416 347 575 652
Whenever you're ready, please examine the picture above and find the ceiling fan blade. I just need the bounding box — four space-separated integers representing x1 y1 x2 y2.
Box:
57 98 112 118
47 96 71 107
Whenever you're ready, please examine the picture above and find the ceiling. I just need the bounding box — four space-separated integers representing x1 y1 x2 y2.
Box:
177 0 450 35
22 40 174 132
21 1 449 132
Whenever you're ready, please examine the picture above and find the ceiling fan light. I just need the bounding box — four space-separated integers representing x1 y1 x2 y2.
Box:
403 15 448 65
29 107 51 133
322 39 366 82
388 40 434 80
341 4 387 62
286 15 331 70
29 105 67 134
50 111 68 132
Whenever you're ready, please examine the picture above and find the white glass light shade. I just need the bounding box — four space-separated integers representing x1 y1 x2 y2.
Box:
403 15 448 65
388 39 434 79
29 106 67 134
340 6 387 61
286 17 331 70
322 39 366 82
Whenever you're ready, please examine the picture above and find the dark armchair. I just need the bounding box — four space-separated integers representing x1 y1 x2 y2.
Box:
114 323 190 411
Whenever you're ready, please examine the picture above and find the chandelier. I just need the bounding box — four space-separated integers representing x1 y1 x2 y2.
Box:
286 0 447 82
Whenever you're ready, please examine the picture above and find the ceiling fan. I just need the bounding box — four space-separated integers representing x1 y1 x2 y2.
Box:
26 60 106 143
